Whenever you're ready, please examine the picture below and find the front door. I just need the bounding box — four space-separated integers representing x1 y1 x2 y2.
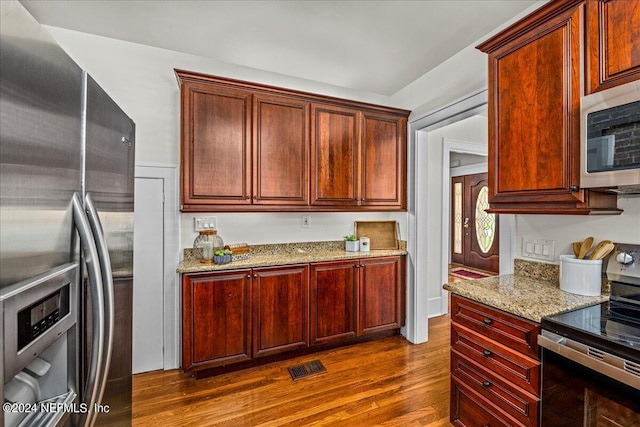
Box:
451 173 499 273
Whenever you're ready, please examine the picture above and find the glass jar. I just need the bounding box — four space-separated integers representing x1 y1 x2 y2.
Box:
193 230 224 264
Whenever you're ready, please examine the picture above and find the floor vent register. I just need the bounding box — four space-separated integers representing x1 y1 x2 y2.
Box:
287 360 327 381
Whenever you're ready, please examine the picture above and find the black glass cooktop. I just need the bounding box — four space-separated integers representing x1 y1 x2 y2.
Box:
542 301 640 364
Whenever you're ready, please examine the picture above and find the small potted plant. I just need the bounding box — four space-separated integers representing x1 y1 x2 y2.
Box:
214 249 233 264
344 234 360 252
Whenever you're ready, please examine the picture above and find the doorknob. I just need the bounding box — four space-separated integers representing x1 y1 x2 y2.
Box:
463 218 469 229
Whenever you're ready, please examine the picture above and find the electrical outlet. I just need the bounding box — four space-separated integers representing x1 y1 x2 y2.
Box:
194 216 217 231
522 237 555 261
301 215 310 228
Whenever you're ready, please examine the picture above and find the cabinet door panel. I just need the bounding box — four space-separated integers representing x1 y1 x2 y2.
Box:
310 260 358 345
182 271 251 372
311 103 360 206
252 265 309 357
182 83 252 206
487 4 583 206
361 113 406 208
358 257 401 335
253 95 309 205
587 0 640 93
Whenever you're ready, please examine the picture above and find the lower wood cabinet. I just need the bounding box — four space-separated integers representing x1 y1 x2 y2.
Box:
182 269 252 372
310 260 358 345
450 294 541 427
182 255 405 375
358 257 403 335
252 265 309 358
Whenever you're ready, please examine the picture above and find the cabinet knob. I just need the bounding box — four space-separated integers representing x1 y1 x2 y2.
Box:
253 274 258 278
482 380 491 388
570 185 579 192
483 350 492 357
482 318 493 325
245 274 251 279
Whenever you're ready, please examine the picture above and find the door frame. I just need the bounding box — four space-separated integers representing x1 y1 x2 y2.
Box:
134 165 180 370
406 89 516 344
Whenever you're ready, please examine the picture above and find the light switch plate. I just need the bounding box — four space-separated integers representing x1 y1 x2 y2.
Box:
194 216 217 231
522 237 555 262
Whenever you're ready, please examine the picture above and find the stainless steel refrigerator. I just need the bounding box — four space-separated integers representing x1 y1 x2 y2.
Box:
1 1 134 426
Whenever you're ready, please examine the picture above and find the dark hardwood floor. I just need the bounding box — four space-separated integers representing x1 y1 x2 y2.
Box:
132 314 453 426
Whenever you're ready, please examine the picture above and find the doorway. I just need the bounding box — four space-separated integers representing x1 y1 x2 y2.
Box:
450 172 499 273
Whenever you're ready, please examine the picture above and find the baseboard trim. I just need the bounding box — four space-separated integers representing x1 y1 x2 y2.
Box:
427 297 443 318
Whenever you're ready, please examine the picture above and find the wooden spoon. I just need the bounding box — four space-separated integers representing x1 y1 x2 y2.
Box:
589 240 612 259
578 237 594 259
572 242 581 257
590 242 615 260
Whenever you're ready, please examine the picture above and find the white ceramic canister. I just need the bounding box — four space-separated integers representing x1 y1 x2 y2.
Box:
559 254 602 296
360 237 370 252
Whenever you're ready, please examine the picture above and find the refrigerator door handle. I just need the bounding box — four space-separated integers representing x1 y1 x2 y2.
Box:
72 192 105 427
84 192 115 417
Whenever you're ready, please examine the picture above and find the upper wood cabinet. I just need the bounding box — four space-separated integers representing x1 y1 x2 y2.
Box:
310 104 361 207
586 0 640 94
477 0 621 214
361 112 407 209
310 104 407 209
176 70 409 212
253 93 309 206
180 81 252 207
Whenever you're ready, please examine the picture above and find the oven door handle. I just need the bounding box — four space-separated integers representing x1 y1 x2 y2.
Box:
538 332 640 390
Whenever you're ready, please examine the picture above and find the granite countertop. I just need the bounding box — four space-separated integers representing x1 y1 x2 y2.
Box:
444 260 609 323
177 240 407 274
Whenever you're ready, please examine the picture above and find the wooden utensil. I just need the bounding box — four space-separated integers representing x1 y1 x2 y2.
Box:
572 242 581 257
578 237 594 259
588 240 612 259
590 242 614 260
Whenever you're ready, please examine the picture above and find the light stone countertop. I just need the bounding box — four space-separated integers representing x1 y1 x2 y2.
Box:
444 274 608 323
177 247 407 274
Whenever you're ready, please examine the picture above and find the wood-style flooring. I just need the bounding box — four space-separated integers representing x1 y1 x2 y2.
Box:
132 314 453 426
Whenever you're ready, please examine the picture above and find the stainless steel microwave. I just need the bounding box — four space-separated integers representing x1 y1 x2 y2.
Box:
581 80 640 194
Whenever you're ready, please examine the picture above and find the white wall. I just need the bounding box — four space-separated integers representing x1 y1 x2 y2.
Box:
45 27 409 255
418 115 488 301
181 212 407 252
516 196 640 261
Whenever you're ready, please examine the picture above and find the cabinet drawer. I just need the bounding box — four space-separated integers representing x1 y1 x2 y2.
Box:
452 350 539 427
451 323 540 396
451 295 540 359
451 376 523 427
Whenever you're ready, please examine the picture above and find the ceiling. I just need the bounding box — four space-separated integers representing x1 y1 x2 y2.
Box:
20 0 538 97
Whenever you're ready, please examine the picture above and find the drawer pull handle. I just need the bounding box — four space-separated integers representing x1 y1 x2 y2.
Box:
482 380 491 387
483 318 493 325
483 350 492 357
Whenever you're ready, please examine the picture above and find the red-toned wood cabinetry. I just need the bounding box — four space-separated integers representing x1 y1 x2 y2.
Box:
182 269 252 372
586 0 640 94
252 94 309 206
450 295 541 427
309 260 358 345
251 265 309 358
357 257 403 335
309 256 403 346
176 70 409 212
180 82 252 207
183 256 405 376
477 0 632 214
